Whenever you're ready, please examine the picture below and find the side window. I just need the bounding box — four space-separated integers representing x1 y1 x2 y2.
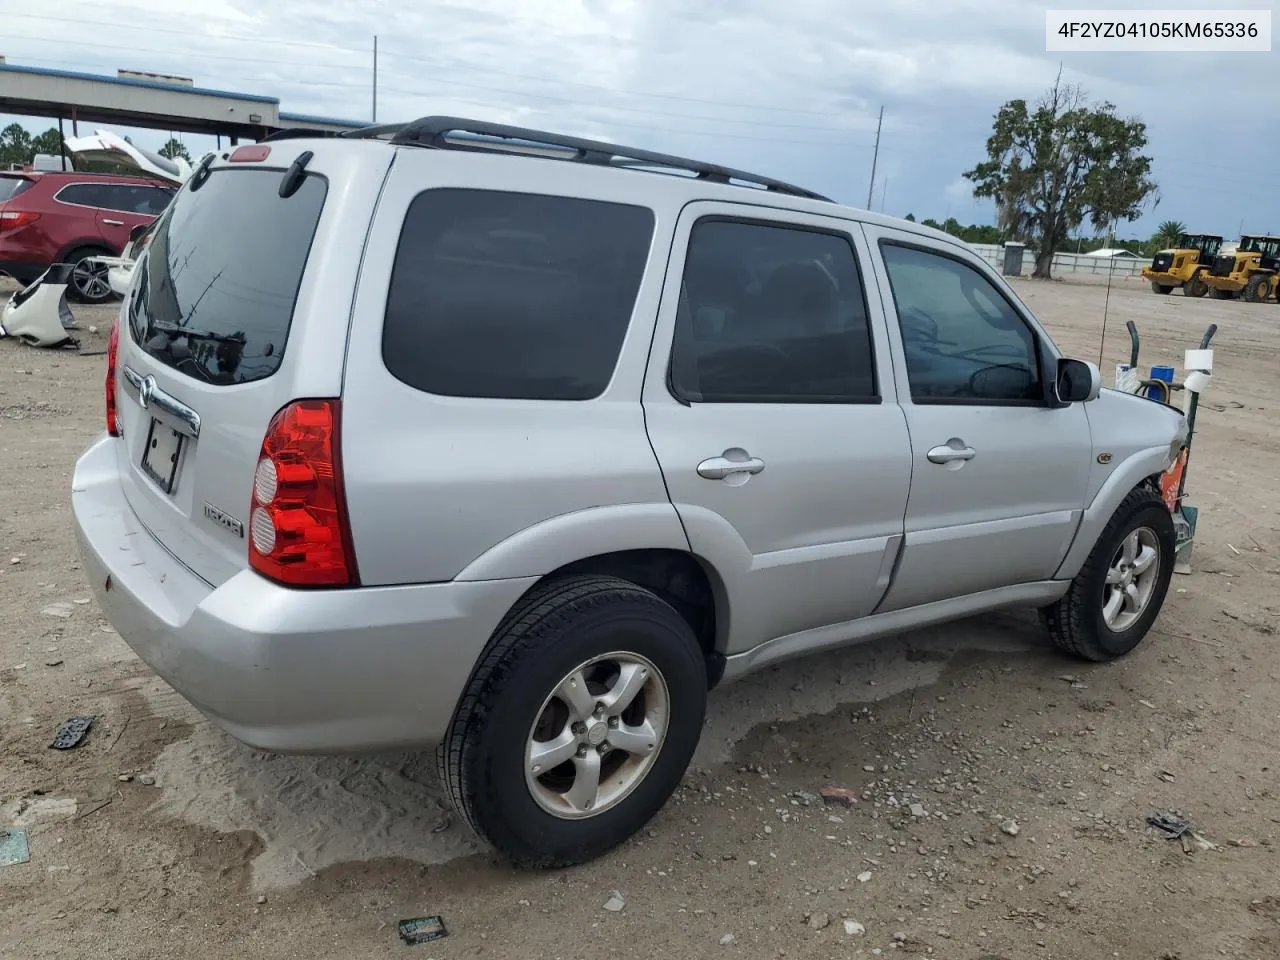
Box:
670 219 877 403
99 184 167 215
55 183 107 208
383 189 654 401
136 187 174 216
96 185 136 213
880 242 1042 404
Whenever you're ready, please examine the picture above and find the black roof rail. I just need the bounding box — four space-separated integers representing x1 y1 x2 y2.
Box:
378 116 832 202
260 128 342 143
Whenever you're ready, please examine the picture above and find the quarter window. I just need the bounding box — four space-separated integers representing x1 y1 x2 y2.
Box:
670 219 877 403
880 242 1042 404
383 189 655 401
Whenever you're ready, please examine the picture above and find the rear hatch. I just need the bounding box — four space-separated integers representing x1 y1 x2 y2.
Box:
113 142 392 587
63 129 191 185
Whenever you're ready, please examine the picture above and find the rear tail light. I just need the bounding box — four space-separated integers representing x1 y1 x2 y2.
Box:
0 210 40 231
105 318 121 437
248 399 358 588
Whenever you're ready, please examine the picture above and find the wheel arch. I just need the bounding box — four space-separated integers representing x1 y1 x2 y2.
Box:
463 536 731 690
55 239 113 265
1054 445 1172 580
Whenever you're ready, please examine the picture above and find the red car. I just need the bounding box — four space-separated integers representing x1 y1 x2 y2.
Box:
0 170 176 303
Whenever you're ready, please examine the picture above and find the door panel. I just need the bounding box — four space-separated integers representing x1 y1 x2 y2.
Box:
861 226 1093 612
96 184 164 254
642 204 912 656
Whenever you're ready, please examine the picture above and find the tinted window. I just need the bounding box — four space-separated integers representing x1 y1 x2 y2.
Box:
670 219 876 403
0 176 33 203
100 184 173 216
130 168 327 385
881 242 1041 403
55 183 109 207
383 189 654 401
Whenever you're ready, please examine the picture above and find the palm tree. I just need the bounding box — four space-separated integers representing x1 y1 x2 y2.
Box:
1153 219 1187 250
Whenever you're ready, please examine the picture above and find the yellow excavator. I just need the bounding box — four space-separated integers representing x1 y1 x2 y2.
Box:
1200 236 1280 302
1141 233 1222 297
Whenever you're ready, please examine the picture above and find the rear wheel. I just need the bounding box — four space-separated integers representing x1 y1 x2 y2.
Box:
1243 272 1273 303
1150 281 1173 295
1183 272 1208 298
1041 486 1175 662
64 247 114 304
439 575 707 868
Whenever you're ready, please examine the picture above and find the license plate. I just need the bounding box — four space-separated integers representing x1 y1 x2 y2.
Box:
141 418 184 494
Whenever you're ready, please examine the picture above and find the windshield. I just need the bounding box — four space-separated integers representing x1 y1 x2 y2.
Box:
129 167 327 385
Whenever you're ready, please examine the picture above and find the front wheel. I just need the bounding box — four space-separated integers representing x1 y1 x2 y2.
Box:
439 575 707 869
1150 281 1173 295
1208 286 1234 300
1183 272 1208 298
1041 486 1175 662
1243 273 1273 303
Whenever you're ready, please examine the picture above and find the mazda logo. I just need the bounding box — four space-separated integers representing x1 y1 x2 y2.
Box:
138 375 156 409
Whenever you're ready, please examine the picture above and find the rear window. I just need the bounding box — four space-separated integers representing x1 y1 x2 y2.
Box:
383 189 655 401
130 168 327 385
0 176 34 203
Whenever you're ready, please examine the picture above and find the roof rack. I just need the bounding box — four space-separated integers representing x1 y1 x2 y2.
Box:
329 115 831 202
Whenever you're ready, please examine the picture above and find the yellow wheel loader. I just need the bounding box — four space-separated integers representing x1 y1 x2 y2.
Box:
1202 236 1280 302
1141 233 1222 297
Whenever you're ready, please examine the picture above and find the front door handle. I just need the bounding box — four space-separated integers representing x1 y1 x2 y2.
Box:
102 218 125 226
697 454 765 480
927 443 977 464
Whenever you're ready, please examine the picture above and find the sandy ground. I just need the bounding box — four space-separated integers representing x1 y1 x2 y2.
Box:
2 274 1279 960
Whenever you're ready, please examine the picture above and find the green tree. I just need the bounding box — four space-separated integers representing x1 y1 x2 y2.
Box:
904 212 916 222
159 137 191 163
963 73 1158 280
0 123 32 168
30 128 64 159
1151 219 1187 250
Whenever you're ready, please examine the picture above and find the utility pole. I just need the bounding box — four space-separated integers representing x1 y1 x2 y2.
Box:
372 35 379 123
866 105 883 210
880 177 888 213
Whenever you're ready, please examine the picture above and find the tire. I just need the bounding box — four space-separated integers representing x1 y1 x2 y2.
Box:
1243 273 1273 303
1150 281 1173 295
1208 286 1233 300
64 247 115 304
1040 486 1176 662
1183 272 1208 298
439 574 708 869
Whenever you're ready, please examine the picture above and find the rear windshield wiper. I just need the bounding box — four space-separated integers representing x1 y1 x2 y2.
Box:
148 322 245 345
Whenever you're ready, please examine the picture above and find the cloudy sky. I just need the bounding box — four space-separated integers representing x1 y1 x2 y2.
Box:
1 0 1276 239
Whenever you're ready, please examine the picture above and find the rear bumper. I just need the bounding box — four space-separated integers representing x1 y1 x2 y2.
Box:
72 435 537 753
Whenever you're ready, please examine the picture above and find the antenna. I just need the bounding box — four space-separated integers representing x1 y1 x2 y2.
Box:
866 105 883 210
1098 224 1117 367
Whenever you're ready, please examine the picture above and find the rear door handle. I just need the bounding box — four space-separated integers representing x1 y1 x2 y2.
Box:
102 218 125 226
927 443 976 464
697 454 766 480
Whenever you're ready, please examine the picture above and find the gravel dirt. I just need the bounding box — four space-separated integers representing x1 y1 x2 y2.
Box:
2 274 1279 960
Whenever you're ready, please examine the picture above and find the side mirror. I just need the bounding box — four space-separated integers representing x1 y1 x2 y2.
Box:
129 224 149 244
1057 358 1101 404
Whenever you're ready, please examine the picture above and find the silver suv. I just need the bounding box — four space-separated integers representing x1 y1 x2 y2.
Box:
72 117 1188 869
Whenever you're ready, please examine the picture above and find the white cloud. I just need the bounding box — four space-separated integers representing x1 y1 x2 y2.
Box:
0 0 1274 235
